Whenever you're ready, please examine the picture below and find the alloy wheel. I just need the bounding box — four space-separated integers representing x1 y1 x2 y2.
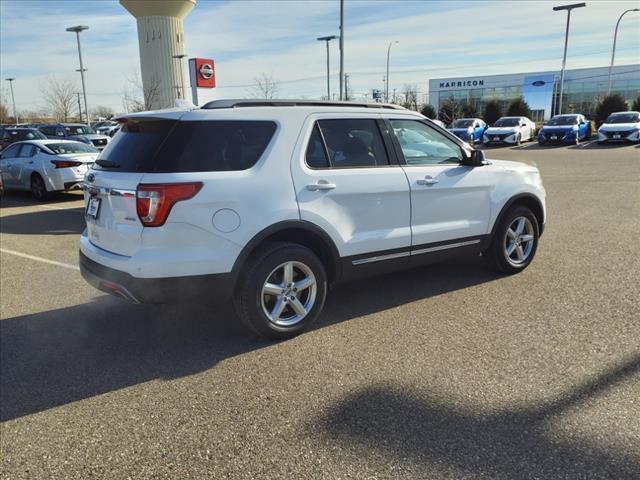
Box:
503 216 535 266
261 261 317 327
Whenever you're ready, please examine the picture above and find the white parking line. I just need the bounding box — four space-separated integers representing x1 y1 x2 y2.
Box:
0 248 80 271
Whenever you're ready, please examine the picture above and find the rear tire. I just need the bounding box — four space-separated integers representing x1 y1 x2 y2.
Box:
30 174 50 201
485 206 539 274
235 242 327 339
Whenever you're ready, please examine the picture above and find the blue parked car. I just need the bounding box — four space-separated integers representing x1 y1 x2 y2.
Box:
448 118 487 145
538 114 591 145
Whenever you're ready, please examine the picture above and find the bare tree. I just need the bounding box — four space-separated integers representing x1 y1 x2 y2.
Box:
401 84 419 111
122 70 161 112
251 73 278 99
91 105 115 119
41 77 78 122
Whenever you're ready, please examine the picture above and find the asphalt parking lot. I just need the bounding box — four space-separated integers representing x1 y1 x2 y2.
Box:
1 141 639 479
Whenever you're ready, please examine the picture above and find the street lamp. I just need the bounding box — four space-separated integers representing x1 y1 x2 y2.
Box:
339 0 344 100
607 8 639 95
317 35 338 100
172 53 188 100
552 3 586 115
66 25 90 126
385 40 399 103
5 78 18 123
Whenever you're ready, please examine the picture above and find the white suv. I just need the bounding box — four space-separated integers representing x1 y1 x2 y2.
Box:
80 100 546 338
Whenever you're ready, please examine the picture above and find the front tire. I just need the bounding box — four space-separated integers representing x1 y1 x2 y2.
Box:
515 134 522 146
235 242 327 339
30 174 50 201
485 206 539 274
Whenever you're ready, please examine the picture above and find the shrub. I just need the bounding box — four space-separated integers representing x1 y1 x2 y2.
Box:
438 98 461 126
631 97 640 112
461 101 479 118
595 94 628 124
484 100 502 125
420 104 436 119
506 97 532 118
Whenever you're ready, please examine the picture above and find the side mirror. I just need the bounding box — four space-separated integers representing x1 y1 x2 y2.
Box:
463 149 486 167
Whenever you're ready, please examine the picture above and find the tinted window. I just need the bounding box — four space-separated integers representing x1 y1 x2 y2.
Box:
452 119 474 128
305 124 329 169
65 125 95 135
316 119 388 168
605 113 640 124
47 142 98 154
493 118 520 127
18 144 37 157
96 119 277 173
390 119 463 166
547 116 578 126
1 144 21 158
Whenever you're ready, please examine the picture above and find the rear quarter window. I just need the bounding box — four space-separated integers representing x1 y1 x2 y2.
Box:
97 119 277 173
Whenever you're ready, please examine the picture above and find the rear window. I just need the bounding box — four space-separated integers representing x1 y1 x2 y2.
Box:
96 119 277 172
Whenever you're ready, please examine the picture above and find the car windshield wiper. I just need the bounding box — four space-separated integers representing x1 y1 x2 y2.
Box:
95 159 120 168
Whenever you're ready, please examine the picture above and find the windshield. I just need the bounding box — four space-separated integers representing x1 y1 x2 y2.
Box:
47 142 98 154
493 118 520 127
547 116 578 126
9 129 47 140
65 125 96 135
605 113 640 124
452 120 474 128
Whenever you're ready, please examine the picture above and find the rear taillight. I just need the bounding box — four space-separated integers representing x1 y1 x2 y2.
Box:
136 182 203 227
51 160 83 169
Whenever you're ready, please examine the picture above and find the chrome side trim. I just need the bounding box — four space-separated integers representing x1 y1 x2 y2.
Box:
351 251 410 266
351 239 482 266
110 188 136 197
411 239 481 256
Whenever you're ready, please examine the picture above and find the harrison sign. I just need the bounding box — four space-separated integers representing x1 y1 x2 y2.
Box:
439 79 485 89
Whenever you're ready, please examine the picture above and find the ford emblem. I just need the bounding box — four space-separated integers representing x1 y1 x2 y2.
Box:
532 80 546 87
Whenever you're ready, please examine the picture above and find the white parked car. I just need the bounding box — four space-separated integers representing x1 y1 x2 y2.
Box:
597 111 640 144
483 116 536 146
79 100 546 339
0 140 99 200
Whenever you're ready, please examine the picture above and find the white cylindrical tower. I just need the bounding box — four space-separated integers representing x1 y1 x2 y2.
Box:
120 0 196 110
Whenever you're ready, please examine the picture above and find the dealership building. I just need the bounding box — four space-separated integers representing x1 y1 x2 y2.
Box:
429 64 639 121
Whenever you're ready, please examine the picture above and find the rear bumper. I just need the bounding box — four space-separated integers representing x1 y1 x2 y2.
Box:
79 250 234 304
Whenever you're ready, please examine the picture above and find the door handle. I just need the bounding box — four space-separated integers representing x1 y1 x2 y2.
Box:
416 176 438 186
307 181 336 191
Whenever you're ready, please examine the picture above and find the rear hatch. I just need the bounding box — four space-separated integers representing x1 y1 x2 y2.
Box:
84 114 184 257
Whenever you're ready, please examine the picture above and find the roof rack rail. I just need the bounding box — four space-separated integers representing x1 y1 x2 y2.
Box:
200 99 406 110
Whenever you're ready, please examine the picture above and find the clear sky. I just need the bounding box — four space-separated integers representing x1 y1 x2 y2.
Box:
1 0 639 114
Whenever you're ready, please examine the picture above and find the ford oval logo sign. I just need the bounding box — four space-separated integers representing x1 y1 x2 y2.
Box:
532 80 546 87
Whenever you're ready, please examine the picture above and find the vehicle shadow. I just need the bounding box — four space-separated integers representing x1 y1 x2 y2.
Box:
0 257 500 421
568 141 632 150
0 190 84 209
0 206 85 235
319 353 640 479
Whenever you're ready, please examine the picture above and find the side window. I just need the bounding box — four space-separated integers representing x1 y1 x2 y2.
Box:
305 124 330 169
1 144 21 158
389 119 464 166
317 119 389 168
18 145 36 157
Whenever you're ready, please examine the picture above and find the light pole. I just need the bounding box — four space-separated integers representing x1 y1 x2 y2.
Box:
317 35 338 100
172 53 188 100
339 0 344 100
385 40 399 103
552 3 586 115
5 78 18 123
66 25 90 126
607 8 639 95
